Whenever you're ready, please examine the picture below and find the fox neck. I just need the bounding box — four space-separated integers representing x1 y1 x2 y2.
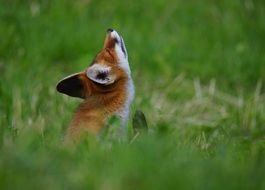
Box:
69 98 106 135
67 77 132 139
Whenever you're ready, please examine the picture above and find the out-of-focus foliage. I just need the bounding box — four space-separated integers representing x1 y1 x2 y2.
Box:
0 0 265 189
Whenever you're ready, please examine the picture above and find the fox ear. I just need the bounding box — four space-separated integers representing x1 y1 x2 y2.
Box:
56 73 86 99
86 64 116 85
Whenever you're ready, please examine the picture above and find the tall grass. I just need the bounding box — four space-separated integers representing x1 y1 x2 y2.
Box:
0 0 265 189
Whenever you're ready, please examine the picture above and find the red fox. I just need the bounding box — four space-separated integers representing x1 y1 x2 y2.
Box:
56 29 134 141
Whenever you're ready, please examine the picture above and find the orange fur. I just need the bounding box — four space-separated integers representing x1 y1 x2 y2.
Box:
58 30 131 143
65 71 128 141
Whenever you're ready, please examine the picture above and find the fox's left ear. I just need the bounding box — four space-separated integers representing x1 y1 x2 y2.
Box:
56 73 87 99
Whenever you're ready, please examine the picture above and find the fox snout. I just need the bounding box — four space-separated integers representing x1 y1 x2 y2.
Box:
104 28 128 59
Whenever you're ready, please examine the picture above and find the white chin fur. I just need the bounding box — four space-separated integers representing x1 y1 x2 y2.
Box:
115 44 131 75
110 30 120 41
109 30 130 74
108 30 135 127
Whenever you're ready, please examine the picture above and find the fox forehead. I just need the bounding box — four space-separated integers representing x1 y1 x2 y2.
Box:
93 49 116 64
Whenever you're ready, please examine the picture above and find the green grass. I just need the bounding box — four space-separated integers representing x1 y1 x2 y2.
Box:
1 0 265 189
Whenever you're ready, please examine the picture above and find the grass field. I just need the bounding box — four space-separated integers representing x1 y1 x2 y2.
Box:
1 0 265 189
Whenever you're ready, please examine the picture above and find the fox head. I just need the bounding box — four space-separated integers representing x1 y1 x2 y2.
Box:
56 29 131 99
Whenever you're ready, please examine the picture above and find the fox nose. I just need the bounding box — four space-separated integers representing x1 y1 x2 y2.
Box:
106 28 121 44
107 29 120 41
107 28 114 33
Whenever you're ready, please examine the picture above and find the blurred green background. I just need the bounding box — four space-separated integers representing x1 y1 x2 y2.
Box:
0 0 265 189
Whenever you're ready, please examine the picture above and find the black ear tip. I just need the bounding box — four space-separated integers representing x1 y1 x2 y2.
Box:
56 80 64 93
55 74 85 99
